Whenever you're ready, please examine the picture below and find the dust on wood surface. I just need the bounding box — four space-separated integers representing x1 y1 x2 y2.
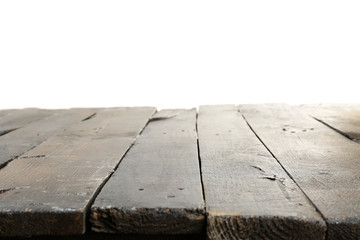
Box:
240 104 360 240
198 105 326 240
90 109 205 235
0 107 156 237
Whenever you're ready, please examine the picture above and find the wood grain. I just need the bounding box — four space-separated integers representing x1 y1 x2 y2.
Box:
0 107 156 237
0 108 54 136
300 104 360 142
0 233 204 240
240 104 360 240
0 108 97 168
198 105 326 240
90 109 205 235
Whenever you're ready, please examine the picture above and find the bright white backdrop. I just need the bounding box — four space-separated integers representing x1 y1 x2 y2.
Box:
0 1 359 110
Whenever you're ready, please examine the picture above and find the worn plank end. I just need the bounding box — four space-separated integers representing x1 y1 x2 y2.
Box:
327 218 360 240
91 207 205 235
0 210 84 237
207 214 326 240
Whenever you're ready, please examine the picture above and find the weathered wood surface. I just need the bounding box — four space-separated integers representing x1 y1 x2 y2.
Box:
197 105 326 240
0 107 155 237
0 109 97 168
240 104 360 240
90 109 205 235
0 233 204 240
0 108 53 136
300 104 360 142
0 109 14 118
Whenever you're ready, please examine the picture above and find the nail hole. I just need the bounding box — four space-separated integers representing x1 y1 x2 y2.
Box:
178 188 184 190
138 188 144 191
167 195 175 198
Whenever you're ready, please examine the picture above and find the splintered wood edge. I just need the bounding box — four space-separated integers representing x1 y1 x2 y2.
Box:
0 210 84 237
207 214 327 240
90 207 206 235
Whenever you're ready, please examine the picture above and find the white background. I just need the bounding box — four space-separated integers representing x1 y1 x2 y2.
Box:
0 1 359 110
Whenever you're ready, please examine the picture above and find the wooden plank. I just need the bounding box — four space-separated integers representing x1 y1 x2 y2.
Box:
0 107 156 237
0 108 53 136
2 233 203 240
90 109 205 235
300 104 360 142
0 109 11 119
240 104 360 240
0 109 13 117
0 108 97 168
197 105 326 240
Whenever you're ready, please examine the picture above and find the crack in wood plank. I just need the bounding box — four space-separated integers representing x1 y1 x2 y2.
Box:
82 113 97 122
0 128 19 137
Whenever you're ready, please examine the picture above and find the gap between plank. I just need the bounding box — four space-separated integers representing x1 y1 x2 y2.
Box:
311 116 360 143
0 145 37 170
239 109 329 239
84 110 158 232
195 112 207 207
0 128 19 137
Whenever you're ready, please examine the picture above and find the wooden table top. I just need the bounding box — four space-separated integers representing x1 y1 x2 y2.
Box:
0 104 359 240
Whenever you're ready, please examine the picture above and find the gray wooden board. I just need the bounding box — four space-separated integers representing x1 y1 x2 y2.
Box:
0 108 97 168
300 104 360 142
90 109 205 235
0 107 156 237
0 108 54 136
239 104 360 240
197 105 326 240
0 109 13 118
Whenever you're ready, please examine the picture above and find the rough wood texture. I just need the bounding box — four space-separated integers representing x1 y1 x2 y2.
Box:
240 104 360 240
197 105 326 240
300 104 360 142
0 109 97 168
0 108 53 136
90 109 205 235
0 107 156 237
0 233 204 240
